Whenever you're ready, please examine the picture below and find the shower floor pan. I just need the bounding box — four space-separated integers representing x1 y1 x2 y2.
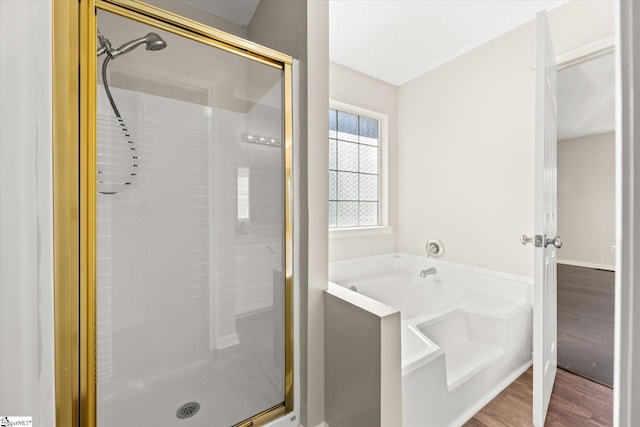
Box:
97 311 283 427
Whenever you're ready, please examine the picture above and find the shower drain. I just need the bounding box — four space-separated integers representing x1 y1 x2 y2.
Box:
176 402 200 419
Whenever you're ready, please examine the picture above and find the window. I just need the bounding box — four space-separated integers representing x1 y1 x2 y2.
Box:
329 106 382 228
237 167 250 220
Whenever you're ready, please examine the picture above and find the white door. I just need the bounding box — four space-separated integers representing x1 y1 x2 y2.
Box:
533 10 562 427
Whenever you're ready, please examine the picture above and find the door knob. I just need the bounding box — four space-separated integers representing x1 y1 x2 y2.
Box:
545 235 563 248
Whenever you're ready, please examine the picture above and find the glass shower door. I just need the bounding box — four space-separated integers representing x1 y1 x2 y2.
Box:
94 7 289 426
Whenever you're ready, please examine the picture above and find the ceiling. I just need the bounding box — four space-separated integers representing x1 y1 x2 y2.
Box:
178 0 260 27
329 0 568 86
163 1 613 141
557 53 615 141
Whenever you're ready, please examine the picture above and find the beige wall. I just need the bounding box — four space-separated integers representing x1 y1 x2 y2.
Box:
324 290 401 427
250 2 329 426
558 132 615 269
396 1 614 277
303 3 329 425
329 62 398 261
547 1 615 56
145 0 248 38
397 20 537 276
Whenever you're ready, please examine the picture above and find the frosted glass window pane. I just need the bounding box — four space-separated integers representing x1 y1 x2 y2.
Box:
337 111 358 142
337 141 358 172
337 172 358 200
337 202 358 227
359 202 378 225
329 109 337 139
237 167 250 220
359 174 378 201
329 171 337 200
359 144 378 174
329 108 381 228
359 116 378 146
329 201 337 227
329 139 337 170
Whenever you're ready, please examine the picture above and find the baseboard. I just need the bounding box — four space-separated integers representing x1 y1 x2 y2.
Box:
451 360 533 427
558 259 615 271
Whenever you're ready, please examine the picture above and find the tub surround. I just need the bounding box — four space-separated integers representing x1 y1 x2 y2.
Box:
329 253 532 427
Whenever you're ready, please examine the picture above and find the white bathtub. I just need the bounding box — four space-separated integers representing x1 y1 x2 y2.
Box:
329 253 532 427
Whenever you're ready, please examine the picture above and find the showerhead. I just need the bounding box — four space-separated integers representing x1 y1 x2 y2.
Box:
142 33 167 51
110 32 167 58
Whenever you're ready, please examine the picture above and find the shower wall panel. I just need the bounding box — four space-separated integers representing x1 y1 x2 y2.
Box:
96 84 285 392
97 86 213 383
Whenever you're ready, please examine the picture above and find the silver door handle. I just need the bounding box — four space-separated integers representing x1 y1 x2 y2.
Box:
545 235 563 248
522 234 560 248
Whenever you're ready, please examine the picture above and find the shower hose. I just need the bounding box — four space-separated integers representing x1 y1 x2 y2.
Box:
99 55 138 194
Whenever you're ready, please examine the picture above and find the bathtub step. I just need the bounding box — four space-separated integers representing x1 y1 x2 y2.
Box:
445 340 504 391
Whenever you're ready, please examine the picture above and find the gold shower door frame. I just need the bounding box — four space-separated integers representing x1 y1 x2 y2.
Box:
52 1 294 426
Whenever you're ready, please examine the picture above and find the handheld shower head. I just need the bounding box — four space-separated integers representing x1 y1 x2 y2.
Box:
142 33 167 51
96 30 167 194
111 32 167 58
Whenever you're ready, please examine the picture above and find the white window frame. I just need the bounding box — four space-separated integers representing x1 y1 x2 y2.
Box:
329 100 391 238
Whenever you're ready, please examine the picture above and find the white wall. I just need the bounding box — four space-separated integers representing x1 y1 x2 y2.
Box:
0 1 55 425
329 62 398 261
558 132 615 270
397 0 615 277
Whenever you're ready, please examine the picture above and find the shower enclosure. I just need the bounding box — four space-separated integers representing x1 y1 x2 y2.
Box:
52 2 293 426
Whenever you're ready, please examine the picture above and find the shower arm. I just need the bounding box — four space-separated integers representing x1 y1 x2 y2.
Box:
97 29 113 57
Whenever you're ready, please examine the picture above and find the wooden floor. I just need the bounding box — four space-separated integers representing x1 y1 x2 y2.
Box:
464 367 613 426
557 264 615 386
